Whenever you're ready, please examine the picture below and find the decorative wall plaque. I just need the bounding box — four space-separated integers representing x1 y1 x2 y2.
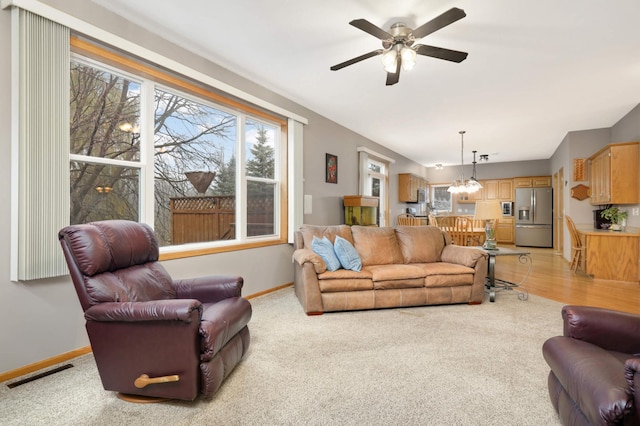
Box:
573 158 587 181
570 184 590 201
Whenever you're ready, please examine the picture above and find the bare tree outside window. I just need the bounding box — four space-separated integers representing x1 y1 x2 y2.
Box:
153 88 237 245
70 59 280 247
69 62 141 224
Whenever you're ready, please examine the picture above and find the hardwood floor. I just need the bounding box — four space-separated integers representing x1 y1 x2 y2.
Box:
493 246 640 314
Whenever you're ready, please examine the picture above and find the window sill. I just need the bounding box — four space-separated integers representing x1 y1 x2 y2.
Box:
159 237 289 261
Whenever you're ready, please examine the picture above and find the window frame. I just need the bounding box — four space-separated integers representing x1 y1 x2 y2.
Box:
70 36 289 260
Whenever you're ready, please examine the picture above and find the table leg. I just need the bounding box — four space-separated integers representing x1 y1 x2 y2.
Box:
487 254 496 302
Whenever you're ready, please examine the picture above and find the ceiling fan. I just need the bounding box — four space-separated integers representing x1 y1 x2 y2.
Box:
330 7 468 86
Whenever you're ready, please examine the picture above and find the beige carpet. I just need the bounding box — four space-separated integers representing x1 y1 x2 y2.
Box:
1 287 563 425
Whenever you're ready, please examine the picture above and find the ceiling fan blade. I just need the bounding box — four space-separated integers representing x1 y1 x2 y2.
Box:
411 7 466 40
415 44 468 63
330 49 384 71
349 19 392 40
385 58 401 86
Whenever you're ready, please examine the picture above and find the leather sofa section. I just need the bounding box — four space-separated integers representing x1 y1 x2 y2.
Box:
293 224 488 314
351 226 405 266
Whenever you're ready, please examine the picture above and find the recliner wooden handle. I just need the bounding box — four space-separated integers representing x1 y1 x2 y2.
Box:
134 373 180 388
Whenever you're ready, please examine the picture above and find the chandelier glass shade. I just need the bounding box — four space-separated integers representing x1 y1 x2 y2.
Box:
447 131 483 194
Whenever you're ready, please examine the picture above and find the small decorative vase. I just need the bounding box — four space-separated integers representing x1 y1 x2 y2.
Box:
611 223 622 231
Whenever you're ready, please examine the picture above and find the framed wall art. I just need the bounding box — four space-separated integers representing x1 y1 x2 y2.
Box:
326 153 338 184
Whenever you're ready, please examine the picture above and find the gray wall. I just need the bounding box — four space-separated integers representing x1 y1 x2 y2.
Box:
2 0 639 375
0 1 426 374
426 160 551 184
550 106 640 261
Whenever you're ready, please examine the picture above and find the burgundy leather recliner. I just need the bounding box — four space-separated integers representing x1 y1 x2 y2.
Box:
542 305 640 425
59 220 252 401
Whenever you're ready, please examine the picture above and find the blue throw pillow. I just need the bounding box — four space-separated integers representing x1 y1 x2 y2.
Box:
311 236 342 271
333 236 362 272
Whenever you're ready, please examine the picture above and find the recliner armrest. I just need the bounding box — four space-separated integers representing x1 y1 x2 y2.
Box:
563 305 640 353
173 275 244 303
84 299 202 323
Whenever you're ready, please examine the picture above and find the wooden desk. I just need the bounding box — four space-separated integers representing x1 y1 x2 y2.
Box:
577 227 640 282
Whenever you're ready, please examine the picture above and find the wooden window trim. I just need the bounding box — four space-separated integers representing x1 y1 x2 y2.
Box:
70 36 289 260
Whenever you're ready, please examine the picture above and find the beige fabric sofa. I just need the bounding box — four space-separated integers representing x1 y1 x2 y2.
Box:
293 224 489 315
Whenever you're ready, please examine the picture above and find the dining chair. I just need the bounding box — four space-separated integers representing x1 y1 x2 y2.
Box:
397 213 419 226
437 216 456 233
448 217 472 246
428 214 438 227
565 215 584 272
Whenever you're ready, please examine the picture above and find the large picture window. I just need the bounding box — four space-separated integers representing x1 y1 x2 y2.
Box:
69 52 286 253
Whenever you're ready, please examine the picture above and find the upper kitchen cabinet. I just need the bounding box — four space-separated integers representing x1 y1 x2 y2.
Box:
398 173 427 203
456 188 483 204
484 179 513 201
457 179 513 204
514 176 552 188
589 142 640 205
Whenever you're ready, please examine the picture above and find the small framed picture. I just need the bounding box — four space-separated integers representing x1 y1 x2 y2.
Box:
326 153 338 184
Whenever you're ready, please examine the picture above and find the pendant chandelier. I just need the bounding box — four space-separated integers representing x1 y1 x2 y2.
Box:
447 131 483 194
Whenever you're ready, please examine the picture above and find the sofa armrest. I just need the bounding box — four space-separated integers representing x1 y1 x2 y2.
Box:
441 245 488 268
292 248 327 274
84 299 202 323
293 252 324 315
563 305 640 353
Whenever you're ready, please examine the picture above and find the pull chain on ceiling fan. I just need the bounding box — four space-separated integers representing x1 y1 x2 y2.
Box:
330 7 468 86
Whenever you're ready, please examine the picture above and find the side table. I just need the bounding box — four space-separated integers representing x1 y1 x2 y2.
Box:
480 247 532 302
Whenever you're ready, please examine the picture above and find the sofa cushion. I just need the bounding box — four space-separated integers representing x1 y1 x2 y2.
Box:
364 264 426 289
351 226 404 266
317 268 373 292
334 236 362 271
394 226 445 264
418 262 476 275
417 262 475 287
300 224 354 249
312 236 341 271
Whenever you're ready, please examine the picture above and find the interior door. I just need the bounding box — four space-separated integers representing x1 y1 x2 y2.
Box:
554 168 564 255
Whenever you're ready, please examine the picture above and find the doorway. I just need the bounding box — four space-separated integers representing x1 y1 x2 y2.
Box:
553 168 564 256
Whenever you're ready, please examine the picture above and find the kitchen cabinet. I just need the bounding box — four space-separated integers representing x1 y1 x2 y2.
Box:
484 179 513 201
496 217 515 243
456 188 483 204
577 228 640 282
514 176 551 188
457 179 512 203
589 142 640 205
398 173 427 203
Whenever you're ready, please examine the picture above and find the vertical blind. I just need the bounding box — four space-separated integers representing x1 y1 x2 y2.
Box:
14 8 69 280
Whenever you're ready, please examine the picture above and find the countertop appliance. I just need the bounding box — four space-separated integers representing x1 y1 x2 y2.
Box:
515 187 553 247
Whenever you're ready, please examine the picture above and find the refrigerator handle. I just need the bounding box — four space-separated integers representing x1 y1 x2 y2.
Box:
531 190 536 222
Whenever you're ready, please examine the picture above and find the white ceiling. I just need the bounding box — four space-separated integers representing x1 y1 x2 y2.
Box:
93 0 640 167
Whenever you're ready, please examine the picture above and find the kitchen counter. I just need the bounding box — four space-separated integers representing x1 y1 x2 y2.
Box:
576 225 640 282
577 225 640 236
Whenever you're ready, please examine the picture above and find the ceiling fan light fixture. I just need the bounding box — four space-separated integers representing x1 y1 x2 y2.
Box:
400 46 416 71
381 48 397 73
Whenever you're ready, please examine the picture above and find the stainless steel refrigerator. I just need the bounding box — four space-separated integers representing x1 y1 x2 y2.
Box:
515 187 553 247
